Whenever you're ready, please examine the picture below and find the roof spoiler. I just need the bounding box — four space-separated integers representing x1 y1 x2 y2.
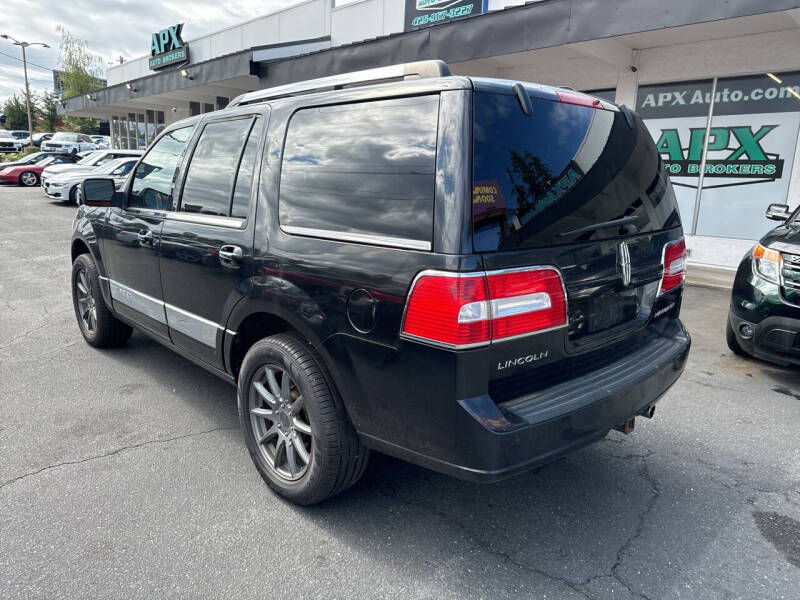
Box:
228 60 451 108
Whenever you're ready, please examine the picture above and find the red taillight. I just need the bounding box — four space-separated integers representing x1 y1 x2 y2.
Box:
487 269 567 340
556 90 604 109
401 268 567 348
402 273 490 348
659 238 687 295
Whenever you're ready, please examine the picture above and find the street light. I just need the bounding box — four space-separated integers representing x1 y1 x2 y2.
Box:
1 33 50 143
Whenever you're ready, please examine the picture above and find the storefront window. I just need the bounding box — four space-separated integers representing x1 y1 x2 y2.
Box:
119 115 129 149
137 113 146 149
128 113 138 150
146 110 156 146
111 116 120 149
638 72 800 240
695 73 800 239
156 111 166 137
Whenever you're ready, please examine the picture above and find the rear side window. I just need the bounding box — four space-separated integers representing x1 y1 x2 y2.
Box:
129 126 194 210
180 117 256 217
279 95 439 249
230 117 263 218
472 92 681 252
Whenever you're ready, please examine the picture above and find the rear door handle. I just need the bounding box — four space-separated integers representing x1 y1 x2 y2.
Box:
137 230 153 245
219 245 243 267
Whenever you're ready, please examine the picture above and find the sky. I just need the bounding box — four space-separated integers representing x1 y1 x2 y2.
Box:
0 0 300 107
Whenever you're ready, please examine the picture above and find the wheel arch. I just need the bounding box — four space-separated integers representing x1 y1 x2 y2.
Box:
225 306 360 429
71 234 111 307
71 237 91 262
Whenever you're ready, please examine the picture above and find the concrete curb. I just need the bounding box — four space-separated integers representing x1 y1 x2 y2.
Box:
685 264 736 291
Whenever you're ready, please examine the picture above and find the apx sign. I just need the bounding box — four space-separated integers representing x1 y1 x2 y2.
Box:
149 24 189 70
655 125 784 184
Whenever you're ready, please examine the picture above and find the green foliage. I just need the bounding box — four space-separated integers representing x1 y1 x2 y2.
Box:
0 147 38 162
56 26 104 97
37 91 60 132
57 26 102 135
2 94 37 131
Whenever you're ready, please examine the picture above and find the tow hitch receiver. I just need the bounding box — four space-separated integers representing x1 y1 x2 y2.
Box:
615 417 636 435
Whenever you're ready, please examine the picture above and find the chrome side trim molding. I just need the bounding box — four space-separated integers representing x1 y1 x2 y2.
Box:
164 303 219 347
281 225 431 251
108 279 167 324
106 277 233 347
166 212 246 229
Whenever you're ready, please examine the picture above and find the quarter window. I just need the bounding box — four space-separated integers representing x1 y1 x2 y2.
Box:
279 95 439 248
129 126 194 210
180 117 256 217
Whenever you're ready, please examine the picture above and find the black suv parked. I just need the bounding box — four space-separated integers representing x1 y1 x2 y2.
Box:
727 203 800 366
72 61 690 504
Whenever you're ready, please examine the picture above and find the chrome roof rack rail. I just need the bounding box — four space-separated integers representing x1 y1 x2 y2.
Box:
228 60 451 108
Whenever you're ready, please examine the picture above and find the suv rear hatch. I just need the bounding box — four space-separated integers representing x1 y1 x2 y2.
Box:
470 82 685 403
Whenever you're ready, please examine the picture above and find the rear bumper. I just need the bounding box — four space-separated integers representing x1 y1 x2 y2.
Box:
337 318 690 483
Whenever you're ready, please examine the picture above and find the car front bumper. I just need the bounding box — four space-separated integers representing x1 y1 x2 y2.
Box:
43 181 72 200
729 260 800 366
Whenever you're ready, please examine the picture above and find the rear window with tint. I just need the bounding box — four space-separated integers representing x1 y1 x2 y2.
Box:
279 95 439 249
473 92 680 252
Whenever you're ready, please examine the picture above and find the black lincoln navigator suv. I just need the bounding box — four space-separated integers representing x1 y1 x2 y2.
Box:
72 61 690 504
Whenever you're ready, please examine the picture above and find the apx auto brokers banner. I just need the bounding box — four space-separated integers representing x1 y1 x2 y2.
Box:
637 72 800 240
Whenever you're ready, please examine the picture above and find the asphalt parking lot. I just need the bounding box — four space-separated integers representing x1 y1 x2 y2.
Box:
1 185 799 600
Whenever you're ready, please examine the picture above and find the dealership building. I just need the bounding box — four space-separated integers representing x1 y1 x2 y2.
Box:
60 0 800 270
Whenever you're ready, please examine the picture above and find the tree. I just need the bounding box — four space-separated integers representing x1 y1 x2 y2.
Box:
3 94 37 131
506 149 553 218
57 26 104 134
37 90 59 132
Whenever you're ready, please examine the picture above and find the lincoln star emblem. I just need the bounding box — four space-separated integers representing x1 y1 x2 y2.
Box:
618 241 632 287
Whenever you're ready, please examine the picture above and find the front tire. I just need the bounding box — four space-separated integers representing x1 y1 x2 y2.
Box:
238 334 369 505
71 253 133 347
19 171 38 187
68 185 79 204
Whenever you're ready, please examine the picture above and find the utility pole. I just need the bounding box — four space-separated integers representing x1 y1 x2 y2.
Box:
1 33 50 139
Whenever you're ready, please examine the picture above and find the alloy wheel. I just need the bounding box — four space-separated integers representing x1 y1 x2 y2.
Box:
249 365 312 481
20 172 36 186
75 268 97 333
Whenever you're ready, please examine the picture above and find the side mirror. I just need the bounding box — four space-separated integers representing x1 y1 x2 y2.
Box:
765 203 791 222
82 178 121 207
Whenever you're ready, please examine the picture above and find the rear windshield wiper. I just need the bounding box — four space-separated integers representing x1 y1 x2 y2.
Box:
557 216 640 238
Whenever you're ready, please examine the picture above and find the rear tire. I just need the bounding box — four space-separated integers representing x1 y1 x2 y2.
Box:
726 315 748 357
71 253 133 348
19 171 38 187
238 333 369 505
